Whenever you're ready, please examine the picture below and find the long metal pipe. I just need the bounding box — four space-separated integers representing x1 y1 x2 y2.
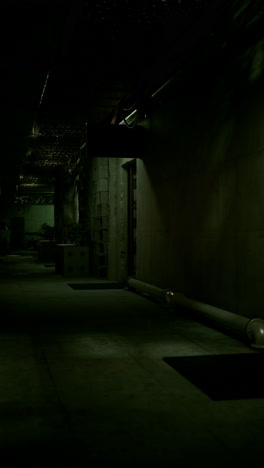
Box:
128 278 167 301
127 278 264 350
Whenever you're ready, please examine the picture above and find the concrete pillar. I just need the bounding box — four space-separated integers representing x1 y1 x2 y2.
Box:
54 168 79 244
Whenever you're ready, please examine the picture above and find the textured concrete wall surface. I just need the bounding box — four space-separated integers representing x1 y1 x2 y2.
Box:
6 205 54 233
24 205 54 232
134 41 264 318
108 157 134 282
86 157 109 278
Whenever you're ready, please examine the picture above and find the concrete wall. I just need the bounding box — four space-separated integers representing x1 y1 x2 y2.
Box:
54 168 80 244
63 177 79 224
86 157 109 278
108 157 134 282
5 204 54 233
109 38 264 318
136 49 264 317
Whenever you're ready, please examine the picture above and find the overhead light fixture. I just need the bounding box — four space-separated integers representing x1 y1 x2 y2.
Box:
119 109 138 127
119 77 175 126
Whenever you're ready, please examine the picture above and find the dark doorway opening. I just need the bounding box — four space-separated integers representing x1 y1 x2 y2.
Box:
10 217 25 250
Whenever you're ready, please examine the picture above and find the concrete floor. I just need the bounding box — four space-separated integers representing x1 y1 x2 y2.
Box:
0 255 263 467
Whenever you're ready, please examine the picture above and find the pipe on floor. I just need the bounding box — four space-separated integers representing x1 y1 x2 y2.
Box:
128 278 167 301
127 278 264 350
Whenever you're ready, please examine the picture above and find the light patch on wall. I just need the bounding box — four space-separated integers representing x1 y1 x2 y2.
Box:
210 120 235 169
249 39 264 82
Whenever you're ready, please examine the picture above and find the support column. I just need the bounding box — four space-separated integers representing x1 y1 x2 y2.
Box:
54 167 79 244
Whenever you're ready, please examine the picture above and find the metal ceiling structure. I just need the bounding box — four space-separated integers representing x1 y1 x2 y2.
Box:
0 0 263 204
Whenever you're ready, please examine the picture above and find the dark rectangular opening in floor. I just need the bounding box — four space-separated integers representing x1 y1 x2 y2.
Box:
68 283 123 290
163 353 264 400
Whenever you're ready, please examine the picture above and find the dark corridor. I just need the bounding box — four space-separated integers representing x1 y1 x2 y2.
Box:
0 254 263 467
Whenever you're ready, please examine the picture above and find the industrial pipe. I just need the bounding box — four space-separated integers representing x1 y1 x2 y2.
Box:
128 277 166 301
127 278 264 350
